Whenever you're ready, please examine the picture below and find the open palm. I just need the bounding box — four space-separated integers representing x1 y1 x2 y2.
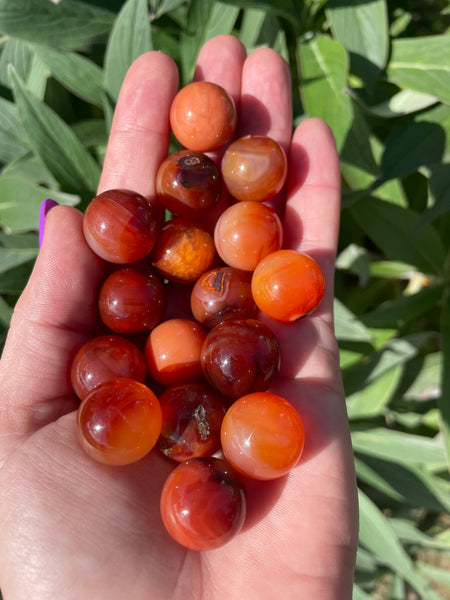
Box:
0 36 358 600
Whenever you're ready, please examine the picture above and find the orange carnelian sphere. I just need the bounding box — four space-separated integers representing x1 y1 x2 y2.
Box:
77 378 162 466
221 392 305 480
170 81 237 152
214 201 283 271
152 218 216 283
221 135 287 202
160 457 246 550
145 318 207 387
251 250 325 322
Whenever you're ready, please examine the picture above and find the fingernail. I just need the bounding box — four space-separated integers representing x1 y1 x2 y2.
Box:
39 199 59 247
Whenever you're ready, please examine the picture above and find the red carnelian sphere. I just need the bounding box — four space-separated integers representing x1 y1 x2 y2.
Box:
251 249 325 322
158 383 226 461
214 201 283 271
201 318 281 399
221 135 287 202
98 267 165 333
77 378 162 466
221 392 305 480
190 267 257 329
160 457 246 550
152 218 216 283
170 81 237 152
71 335 146 400
156 150 222 218
145 318 207 387
83 189 160 263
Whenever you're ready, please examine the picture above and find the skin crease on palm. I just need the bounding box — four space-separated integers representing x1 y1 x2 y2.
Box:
0 35 359 600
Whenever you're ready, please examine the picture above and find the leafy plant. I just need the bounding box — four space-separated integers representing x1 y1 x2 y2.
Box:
0 1 449 598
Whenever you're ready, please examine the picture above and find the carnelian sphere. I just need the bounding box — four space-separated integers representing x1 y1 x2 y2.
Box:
221 392 305 480
160 457 246 550
251 249 325 322
71 335 146 400
221 135 287 202
156 150 221 218
98 267 165 333
214 201 283 271
170 81 237 152
190 267 257 329
83 189 160 263
145 318 207 387
158 383 226 461
77 378 162 466
151 218 216 283
201 318 281 399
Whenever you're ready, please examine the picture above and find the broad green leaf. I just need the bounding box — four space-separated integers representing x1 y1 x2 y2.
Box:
2 153 58 188
347 364 402 419
9 66 101 194
0 247 38 274
440 286 450 470
151 0 186 18
403 352 441 402
387 35 450 105
355 456 405 503
352 583 372 600
0 296 13 327
0 38 49 99
0 261 34 294
391 518 450 550
180 1 239 83
361 89 439 119
299 35 378 188
415 163 450 228
32 44 104 107
0 0 114 50
334 298 373 343
381 118 446 181
352 426 447 467
336 243 371 286
72 120 108 149
0 98 29 164
219 0 299 26
416 104 450 158
369 260 417 279
327 0 389 91
362 283 443 329
351 196 445 275
417 563 450 589
239 8 267 49
343 333 431 397
104 0 152 102
0 176 79 233
358 489 442 598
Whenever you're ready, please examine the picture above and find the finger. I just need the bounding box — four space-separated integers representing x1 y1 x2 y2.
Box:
284 118 341 312
0 206 105 441
193 34 247 110
239 47 292 215
98 51 179 197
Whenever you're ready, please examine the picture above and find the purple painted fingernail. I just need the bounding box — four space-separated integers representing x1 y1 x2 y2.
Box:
39 199 59 247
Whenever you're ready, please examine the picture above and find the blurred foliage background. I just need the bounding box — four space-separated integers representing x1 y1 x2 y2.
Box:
0 1 449 598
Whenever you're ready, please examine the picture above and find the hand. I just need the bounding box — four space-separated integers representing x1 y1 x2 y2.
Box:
0 35 358 600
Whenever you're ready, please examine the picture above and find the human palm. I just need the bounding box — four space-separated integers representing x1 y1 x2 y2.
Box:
0 36 358 599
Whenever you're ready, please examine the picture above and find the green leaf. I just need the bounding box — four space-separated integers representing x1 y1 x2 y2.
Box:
403 352 441 402
362 283 444 329
299 35 378 188
0 0 114 50
358 489 443 598
387 35 450 105
32 44 105 107
0 247 38 274
0 98 30 164
359 89 439 119
352 583 372 600
0 176 79 233
415 163 450 228
334 298 373 343
439 284 450 471
0 38 49 99
219 0 299 26
9 66 101 194
381 118 446 181
350 196 445 275
180 1 239 83
347 364 402 419
327 0 389 92
343 333 432 397
352 426 447 467
104 0 152 102
151 0 186 18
